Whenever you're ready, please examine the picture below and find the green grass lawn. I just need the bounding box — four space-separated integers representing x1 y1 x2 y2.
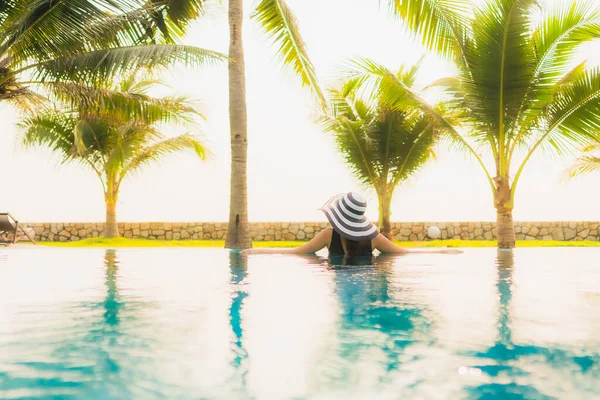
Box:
37 237 600 248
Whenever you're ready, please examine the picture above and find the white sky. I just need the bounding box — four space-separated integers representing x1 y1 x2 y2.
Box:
1 0 600 223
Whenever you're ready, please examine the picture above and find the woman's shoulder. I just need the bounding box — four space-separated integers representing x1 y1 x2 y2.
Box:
310 227 333 242
320 227 334 240
315 227 333 236
371 233 407 254
371 233 385 243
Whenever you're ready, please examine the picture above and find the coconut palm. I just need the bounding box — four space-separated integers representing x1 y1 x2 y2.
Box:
322 63 442 238
0 0 224 114
352 0 600 248
20 76 207 238
225 0 325 249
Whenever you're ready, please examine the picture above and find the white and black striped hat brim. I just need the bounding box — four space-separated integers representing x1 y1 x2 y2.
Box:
319 192 379 241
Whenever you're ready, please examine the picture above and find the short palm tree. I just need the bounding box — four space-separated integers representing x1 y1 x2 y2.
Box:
322 63 441 238
356 0 600 248
226 0 325 249
20 76 207 238
0 0 223 114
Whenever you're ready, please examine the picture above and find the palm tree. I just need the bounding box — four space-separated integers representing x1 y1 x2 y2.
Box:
225 0 326 249
20 75 207 238
321 63 442 238
353 0 600 248
0 0 224 114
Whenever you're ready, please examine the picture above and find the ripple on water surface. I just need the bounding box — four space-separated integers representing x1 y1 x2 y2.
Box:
0 247 599 399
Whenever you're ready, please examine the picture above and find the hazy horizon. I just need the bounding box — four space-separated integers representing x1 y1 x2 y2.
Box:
2 0 600 223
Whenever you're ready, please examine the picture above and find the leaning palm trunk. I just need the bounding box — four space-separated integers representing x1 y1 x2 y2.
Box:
377 190 393 239
225 0 252 250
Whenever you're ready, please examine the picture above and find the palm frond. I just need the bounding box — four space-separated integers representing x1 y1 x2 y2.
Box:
252 0 326 109
335 117 380 188
144 0 206 42
120 76 165 94
545 67 600 147
30 44 226 84
1 0 208 65
466 0 538 143
512 66 600 192
566 149 600 178
45 81 201 125
323 60 441 193
0 0 188 65
514 1 600 139
346 59 467 147
0 79 47 110
20 74 209 191
20 112 70 147
0 0 120 62
384 0 472 62
119 133 207 182
346 56 497 188
19 112 80 164
387 0 600 204
533 1 600 89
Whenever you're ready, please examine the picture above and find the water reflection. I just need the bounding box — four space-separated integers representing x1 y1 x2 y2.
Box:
103 250 122 325
75 250 134 398
228 252 250 391
320 255 433 387
230 253 338 399
95 250 123 373
1 248 600 398
0 250 143 399
496 249 514 346
66 250 159 398
466 250 600 399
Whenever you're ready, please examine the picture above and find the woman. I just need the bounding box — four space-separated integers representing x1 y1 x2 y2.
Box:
242 192 461 256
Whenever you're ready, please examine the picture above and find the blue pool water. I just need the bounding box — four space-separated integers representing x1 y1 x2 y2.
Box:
0 247 599 399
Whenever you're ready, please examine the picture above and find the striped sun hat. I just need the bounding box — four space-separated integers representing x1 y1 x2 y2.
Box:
319 192 379 241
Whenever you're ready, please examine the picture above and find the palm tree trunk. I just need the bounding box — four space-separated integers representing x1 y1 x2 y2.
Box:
104 175 119 238
494 176 515 249
377 190 393 239
225 0 252 249
496 207 515 249
105 199 119 238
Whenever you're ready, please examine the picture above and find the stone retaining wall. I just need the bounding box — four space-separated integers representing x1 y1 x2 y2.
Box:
24 221 600 242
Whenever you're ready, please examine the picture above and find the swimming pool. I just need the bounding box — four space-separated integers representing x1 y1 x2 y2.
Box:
0 247 598 399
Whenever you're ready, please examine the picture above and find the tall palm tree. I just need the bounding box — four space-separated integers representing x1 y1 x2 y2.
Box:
321 62 442 238
0 0 224 114
225 0 326 249
354 0 600 248
20 75 207 238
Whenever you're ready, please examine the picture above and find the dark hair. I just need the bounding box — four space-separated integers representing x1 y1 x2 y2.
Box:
342 237 373 257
